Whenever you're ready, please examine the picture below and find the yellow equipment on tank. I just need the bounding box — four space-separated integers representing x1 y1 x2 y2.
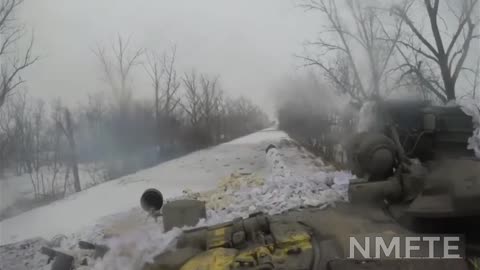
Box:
144 214 314 270
178 222 313 270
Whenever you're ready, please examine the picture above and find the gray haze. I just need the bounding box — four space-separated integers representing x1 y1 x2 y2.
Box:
17 0 480 115
18 0 322 114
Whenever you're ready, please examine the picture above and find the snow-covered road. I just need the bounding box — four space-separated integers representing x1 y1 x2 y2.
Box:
0 128 352 270
0 129 293 245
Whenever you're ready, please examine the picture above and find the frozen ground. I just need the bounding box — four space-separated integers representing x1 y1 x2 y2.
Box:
0 129 286 245
0 165 104 218
0 128 352 270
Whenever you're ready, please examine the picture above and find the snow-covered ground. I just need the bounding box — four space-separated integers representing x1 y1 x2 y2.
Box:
0 129 279 245
0 128 352 270
0 165 104 216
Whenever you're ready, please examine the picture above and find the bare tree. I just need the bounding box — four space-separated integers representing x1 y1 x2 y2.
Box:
299 0 402 104
392 0 479 102
199 74 220 126
182 70 202 127
224 96 269 140
144 50 164 131
0 94 15 174
25 100 45 197
0 0 37 108
180 71 224 147
161 46 181 118
57 107 81 192
94 34 143 109
144 46 181 145
4 92 30 174
79 92 108 161
45 100 64 196
199 74 223 143
64 109 80 192
1 95 54 196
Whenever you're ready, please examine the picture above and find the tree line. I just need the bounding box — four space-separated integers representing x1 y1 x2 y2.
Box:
0 0 269 201
279 0 480 164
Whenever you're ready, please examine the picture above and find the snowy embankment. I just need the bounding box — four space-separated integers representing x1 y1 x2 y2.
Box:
0 128 352 270
0 129 283 245
0 165 104 219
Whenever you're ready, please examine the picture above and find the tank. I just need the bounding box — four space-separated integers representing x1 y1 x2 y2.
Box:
132 101 479 270
42 100 480 269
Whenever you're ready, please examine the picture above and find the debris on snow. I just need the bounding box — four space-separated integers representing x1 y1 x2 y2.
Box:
178 172 265 212
0 238 51 270
180 146 352 223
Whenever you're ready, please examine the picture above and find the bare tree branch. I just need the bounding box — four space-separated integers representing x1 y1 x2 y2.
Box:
93 34 144 108
161 45 181 115
182 70 201 126
392 2 439 57
396 39 439 63
0 0 38 108
392 0 479 101
300 0 402 102
1 35 38 107
395 43 447 103
446 0 479 56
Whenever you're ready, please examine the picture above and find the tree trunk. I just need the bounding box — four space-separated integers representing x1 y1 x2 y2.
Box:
0 159 4 178
443 78 456 101
63 166 70 197
64 109 81 192
155 83 160 145
438 57 456 102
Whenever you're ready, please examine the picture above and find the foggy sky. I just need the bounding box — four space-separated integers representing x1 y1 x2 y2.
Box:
18 0 322 114
17 0 480 116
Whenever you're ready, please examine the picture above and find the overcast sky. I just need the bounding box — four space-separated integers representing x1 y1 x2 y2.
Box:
18 0 323 114
17 0 480 116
